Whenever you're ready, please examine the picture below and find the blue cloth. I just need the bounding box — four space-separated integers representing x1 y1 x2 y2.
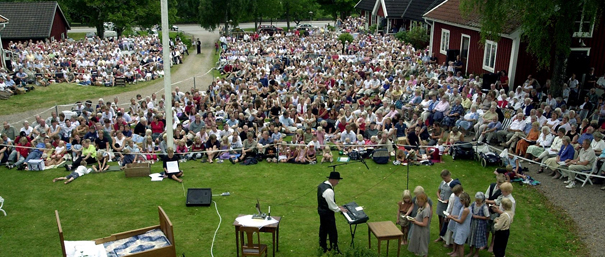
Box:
487 121 502 131
558 144 575 162
453 206 472 245
577 133 594 145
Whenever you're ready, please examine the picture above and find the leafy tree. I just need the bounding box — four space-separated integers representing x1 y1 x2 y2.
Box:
198 0 247 31
315 0 356 21
394 22 429 50
282 0 319 30
460 0 605 97
61 0 176 37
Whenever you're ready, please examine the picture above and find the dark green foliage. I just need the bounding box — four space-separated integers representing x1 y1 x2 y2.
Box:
394 23 430 50
460 0 605 97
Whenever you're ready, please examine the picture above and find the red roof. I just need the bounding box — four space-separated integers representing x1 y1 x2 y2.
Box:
424 0 519 34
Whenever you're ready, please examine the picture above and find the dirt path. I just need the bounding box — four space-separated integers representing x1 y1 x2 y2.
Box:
0 29 219 125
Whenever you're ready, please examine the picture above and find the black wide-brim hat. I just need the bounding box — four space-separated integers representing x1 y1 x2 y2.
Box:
327 171 343 180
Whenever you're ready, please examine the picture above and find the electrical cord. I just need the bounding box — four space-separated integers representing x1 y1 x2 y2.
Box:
210 200 222 257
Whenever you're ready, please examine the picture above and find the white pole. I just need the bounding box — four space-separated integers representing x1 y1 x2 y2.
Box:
161 0 174 149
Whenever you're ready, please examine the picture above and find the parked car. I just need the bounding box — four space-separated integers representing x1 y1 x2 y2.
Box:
257 25 284 35
171 25 179 31
296 23 316 30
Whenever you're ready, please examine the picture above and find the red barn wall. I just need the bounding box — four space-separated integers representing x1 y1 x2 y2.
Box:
431 22 512 78
577 17 605 76
49 8 68 41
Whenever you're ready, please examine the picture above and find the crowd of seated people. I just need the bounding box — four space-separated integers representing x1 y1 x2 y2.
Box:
1 17 604 190
0 34 189 91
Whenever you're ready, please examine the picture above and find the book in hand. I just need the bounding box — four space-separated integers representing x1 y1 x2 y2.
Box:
405 216 415 221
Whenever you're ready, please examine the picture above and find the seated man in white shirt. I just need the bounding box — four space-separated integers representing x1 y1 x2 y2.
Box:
279 111 297 133
496 113 526 147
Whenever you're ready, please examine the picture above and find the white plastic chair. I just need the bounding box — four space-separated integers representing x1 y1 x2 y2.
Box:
0 196 6 216
575 161 599 187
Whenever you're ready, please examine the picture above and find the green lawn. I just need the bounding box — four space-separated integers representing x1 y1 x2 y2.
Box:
0 156 586 257
0 81 155 116
68 32 87 41
0 62 188 116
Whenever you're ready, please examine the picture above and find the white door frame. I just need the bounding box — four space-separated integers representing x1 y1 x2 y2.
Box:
460 34 470 74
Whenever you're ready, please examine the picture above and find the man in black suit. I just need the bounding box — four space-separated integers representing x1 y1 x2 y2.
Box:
317 171 347 253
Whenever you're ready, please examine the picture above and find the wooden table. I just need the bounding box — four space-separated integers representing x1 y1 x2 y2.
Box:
368 221 403 257
234 215 281 257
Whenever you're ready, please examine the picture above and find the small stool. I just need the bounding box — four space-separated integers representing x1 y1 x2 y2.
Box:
0 196 6 216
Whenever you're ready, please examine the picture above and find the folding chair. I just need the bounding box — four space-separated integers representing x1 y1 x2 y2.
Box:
575 160 599 187
0 196 6 216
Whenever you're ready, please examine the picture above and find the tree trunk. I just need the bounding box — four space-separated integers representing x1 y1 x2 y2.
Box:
96 24 105 39
550 52 567 98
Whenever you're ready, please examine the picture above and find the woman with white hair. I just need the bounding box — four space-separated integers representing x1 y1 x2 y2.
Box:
525 126 554 159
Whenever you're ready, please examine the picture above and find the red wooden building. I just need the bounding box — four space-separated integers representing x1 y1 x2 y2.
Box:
0 1 71 49
423 0 605 88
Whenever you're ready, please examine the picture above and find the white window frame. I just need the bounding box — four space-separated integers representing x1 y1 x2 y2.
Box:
482 40 497 73
573 6 595 38
570 47 591 56
440 29 450 55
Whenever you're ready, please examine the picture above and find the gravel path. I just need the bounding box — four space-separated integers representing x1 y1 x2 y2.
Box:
0 29 219 125
523 160 604 257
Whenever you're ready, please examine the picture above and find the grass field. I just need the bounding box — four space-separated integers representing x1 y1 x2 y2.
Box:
0 156 586 257
67 32 87 41
0 62 187 116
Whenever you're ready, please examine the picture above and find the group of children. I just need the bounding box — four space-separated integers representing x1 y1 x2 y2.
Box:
397 170 515 257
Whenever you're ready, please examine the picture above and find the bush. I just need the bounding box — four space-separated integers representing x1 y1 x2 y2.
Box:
327 25 336 32
368 24 377 34
338 33 354 45
395 22 429 50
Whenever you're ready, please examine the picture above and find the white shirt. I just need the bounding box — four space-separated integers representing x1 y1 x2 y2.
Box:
499 194 516 216
321 181 341 213
74 166 92 176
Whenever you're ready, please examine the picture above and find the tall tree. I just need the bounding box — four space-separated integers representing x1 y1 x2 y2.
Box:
62 0 177 37
282 0 319 30
198 0 247 31
315 0 356 21
460 0 605 97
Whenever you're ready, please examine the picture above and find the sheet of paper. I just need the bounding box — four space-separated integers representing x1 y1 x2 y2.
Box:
355 206 363 211
151 176 164 182
166 161 179 173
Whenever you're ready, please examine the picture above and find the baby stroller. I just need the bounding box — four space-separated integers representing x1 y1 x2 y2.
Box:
451 142 475 160
475 144 502 167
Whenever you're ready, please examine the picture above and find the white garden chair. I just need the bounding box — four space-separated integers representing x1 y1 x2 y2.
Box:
0 196 6 216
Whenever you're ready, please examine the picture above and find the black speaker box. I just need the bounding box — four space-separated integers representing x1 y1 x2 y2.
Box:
186 188 212 207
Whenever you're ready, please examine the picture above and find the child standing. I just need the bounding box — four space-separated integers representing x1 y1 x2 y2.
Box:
397 190 414 245
436 170 453 242
447 192 472 257
493 198 514 257
467 192 490 257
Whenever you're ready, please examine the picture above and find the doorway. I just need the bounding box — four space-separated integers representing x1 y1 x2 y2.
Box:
460 34 470 74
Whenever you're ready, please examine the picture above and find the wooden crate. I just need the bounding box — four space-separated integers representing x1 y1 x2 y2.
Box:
124 162 151 178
